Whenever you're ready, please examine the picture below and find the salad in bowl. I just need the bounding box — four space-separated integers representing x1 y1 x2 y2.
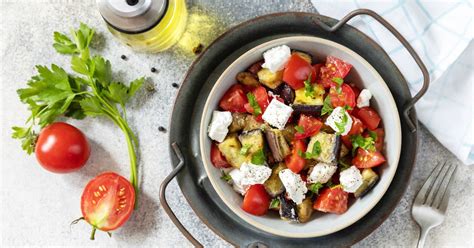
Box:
207 44 386 223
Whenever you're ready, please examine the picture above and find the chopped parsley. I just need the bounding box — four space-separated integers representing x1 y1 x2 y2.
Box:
350 134 376 155
335 108 349 135
220 172 232 181
321 95 333 116
240 144 252 155
269 198 280 209
246 92 261 116
332 77 343 93
295 125 305 134
338 158 351 170
298 141 321 160
251 149 266 165
304 73 315 97
308 182 324 194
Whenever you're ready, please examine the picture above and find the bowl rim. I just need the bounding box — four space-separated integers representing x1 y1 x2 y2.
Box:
199 35 401 238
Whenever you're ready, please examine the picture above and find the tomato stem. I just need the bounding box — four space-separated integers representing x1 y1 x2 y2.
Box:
90 227 97 240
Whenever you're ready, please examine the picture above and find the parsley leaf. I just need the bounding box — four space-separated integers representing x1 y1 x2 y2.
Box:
298 141 322 160
335 108 348 135
240 144 252 155
295 125 305 134
221 173 232 181
308 183 324 194
251 149 266 165
332 77 343 93
339 158 351 170
304 73 315 97
246 92 262 116
321 95 333 116
269 198 280 209
350 134 376 155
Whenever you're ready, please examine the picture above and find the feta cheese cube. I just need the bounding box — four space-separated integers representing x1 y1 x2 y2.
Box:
339 166 363 193
325 106 353 135
357 89 372 108
228 169 246 195
208 111 232 142
278 169 308 204
240 162 272 186
307 162 337 184
262 45 292 73
262 99 293 130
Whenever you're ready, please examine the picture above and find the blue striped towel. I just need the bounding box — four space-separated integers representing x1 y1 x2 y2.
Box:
311 0 473 165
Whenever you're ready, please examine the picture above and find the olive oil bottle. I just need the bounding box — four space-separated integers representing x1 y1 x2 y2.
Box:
97 0 187 52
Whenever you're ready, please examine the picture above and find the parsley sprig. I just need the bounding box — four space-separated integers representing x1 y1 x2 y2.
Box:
298 141 322 160
251 149 266 165
335 108 349 135
11 23 143 196
246 92 261 116
350 133 377 155
321 95 333 116
304 73 314 97
308 182 324 194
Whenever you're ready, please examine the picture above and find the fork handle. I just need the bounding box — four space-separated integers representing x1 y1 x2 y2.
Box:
417 227 431 248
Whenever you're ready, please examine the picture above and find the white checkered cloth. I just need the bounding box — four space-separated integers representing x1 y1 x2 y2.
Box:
312 0 474 165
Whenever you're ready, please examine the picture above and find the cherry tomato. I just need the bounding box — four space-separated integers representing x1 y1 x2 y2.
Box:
294 115 322 140
210 143 230 168
35 122 90 173
219 84 248 113
319 56 352 88
242 184 270 216
285 140 307 174
352 148 386 168
283 54 317 90
313 186 348 214
341 116 366 148
81 172 135 238
366 128 385 151
312 63 324 80
244 86 270 116
329 84 356 109
357 107 381 130
349 83 361 99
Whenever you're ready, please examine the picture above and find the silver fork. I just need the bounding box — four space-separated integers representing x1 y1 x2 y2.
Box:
411 161 457 248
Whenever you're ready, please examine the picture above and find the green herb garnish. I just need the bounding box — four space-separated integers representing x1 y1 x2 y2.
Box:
350 134 376 155
332 77 343 93
221 173 232 181
269 198 280 209
11 23 143 196
335 108 349 135
295 125 305 134
308 182 324 194
304 73 315 97
251 149 266 165
298 141 322 160
339 158 351 170
240 144 252 155
246 92 262 116
321 95 333 116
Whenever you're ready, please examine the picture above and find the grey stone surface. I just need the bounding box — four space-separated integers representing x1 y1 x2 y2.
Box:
0 0 472 247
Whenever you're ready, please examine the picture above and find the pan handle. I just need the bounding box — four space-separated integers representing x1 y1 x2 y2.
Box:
313 8 430 132
159 142 203 248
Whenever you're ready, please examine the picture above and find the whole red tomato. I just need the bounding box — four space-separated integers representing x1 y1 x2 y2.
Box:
35 122 90 173
242 184 270 216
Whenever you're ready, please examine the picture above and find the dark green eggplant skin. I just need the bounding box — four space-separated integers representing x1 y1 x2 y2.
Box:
292 104 322 117
279 194 298 222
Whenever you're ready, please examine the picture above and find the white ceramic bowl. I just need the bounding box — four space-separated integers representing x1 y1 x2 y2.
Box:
200 36 401 238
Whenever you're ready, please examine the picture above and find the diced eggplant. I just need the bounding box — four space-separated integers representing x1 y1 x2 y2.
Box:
294 84 324 105
273 83 295 105
247 60 263 75
306 132 341 164
292 104 322 117
217 133 247 169
243 115 264 131
228 113 247 133
265 129 291 162
340 143 349 158
296 197 313 223
236 72 260 87
279 194 298 222
354 168 380 198
281 124 296 143
238 129 265 155
257 68 283 89
292 50 313 64
264 163 287 197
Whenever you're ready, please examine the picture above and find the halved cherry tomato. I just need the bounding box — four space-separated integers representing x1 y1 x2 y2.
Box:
285 140 307 174
242 184 270 216
320 56 352 88
312 63 324 80
283 54 317 90
329 84 356 109
349 83 361 99
352 148 386 168
210 143 230 168
35 122 90 173
294 115 322 140
357 107 381 130
219 84 248 113
81 172 135 239
244 86 270 116
313 186 348 214
341 116 366 148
